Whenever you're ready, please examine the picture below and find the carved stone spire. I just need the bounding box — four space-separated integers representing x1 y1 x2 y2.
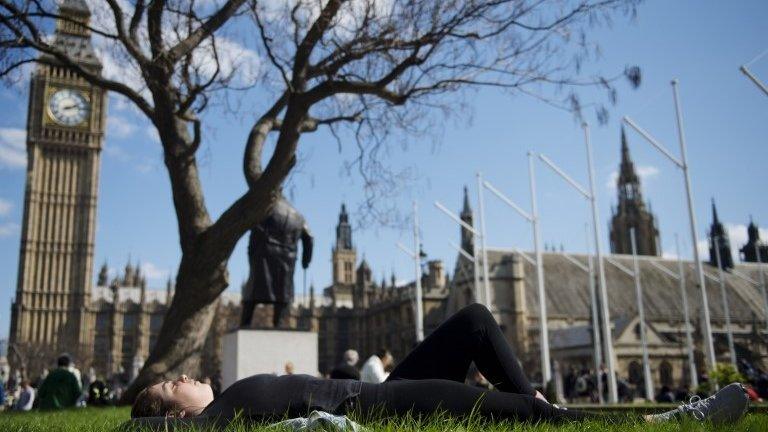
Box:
609 127 660 256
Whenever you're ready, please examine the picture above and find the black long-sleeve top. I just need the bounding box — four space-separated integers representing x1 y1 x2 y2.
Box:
201 374 362 421
125 374 362 431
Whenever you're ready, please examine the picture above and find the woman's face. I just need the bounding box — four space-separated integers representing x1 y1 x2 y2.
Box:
150 374 214 416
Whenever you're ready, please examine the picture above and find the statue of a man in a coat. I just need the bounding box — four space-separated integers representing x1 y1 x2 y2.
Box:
241 195 313 328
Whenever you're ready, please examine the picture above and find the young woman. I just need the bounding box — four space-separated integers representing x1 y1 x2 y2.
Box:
130 304 749 427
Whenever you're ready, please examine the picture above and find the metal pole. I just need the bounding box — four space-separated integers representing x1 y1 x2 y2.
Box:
585 223 604 404
476 173 492 309
676 234 699 389
413 201 425 342
630 229 654 401
528 153 550 387
740 65 768 98
671 79 717 371
713 236 736 367
755 242 768 335
583 122 618 403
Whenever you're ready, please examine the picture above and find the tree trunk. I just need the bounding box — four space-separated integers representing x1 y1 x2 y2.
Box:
120 249 228 403
120 100 304 404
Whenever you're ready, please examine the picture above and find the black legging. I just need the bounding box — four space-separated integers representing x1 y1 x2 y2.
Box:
353 303 599 423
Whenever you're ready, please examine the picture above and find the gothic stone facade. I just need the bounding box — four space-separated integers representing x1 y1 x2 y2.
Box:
90 261 241 382
312 205 449 374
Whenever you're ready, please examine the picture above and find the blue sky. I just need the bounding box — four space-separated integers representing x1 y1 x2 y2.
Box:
1 0 767 338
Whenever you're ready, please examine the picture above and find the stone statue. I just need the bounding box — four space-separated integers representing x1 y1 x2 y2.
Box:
241 196 313 328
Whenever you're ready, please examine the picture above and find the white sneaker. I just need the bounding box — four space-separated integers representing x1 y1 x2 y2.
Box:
648 383 749 424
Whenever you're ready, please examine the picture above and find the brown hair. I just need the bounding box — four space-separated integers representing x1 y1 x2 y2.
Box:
131 385 173 418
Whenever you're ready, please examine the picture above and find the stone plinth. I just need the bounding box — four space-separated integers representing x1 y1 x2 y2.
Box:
222 329 318 389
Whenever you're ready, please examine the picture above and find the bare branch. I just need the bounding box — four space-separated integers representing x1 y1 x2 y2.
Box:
105 0 149 65
166 0 247 63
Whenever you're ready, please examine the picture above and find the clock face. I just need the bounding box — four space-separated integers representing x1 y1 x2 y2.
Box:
48 88 90 127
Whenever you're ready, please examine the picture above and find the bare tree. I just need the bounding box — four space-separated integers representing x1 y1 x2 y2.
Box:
1 0 640 402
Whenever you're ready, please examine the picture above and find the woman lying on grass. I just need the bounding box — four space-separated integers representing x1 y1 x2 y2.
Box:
131 304 749 427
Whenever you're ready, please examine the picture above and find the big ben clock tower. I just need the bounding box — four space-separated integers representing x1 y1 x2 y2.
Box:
9 0 106 369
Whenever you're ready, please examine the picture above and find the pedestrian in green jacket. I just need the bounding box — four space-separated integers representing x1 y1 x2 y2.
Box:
35 354 81 410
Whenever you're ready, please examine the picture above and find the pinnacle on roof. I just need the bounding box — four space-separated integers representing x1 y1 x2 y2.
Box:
747 216 760 241
357 256 370 272
618 126 639 185
461 185 471 215
339 203 349 222
711 198 720 225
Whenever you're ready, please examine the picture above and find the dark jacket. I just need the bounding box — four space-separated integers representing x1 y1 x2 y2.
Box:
35 368 81 409
330 363 360 381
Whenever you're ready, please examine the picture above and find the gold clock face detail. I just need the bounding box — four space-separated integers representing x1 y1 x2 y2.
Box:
48 88 90 127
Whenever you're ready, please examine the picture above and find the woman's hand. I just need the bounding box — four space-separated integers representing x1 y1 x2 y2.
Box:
535 391 549 404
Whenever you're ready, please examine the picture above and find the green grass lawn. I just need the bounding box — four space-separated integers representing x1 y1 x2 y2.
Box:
0 406 766 431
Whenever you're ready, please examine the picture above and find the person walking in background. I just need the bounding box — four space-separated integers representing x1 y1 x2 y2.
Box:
360 348 393 383
330 349 360 380
284 362 295 376
35 354 82 409
14 380 35 411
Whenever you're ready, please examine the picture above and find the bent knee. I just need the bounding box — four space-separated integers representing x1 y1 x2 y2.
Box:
457 303 495 324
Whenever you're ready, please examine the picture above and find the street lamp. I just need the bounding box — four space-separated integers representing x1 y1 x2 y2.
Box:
537 122 619 403
623 79 716 371
604 229 653 401
396 201 424 342
478 152 550 387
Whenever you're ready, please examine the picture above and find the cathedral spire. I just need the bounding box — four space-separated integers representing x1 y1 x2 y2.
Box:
609 128 660 256
459 186 474 255
461 186 472 216
618 126 640 192
708 198 733 270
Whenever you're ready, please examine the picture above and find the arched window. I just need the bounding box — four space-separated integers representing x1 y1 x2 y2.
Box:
659 360 674 387
628 361 642 385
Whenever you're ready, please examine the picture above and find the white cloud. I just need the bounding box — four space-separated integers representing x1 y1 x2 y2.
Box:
107 115 136 139
0 198 12 216
0 221 19 237
662 250 679 260
605 165 660 190
0 127 27 168
103 141 131 162
141 262 171 281
697 239 709 260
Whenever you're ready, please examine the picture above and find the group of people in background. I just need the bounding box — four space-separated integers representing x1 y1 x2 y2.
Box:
562 358 768 404
326 347 492 389
0 353 220 412
328 348 394 383
0 354 103 411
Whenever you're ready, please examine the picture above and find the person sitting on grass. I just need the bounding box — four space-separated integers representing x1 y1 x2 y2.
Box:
35 354 82 410
130 304 750 427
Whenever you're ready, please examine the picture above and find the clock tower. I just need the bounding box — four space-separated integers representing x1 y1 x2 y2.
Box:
9 0 105 369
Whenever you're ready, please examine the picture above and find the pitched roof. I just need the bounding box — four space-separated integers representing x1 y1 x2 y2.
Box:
455 249 768 324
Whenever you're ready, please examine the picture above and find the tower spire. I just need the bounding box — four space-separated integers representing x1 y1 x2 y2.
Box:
609 127 660 256
708 197 733 269
459 186 474 255
461 186 471 215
